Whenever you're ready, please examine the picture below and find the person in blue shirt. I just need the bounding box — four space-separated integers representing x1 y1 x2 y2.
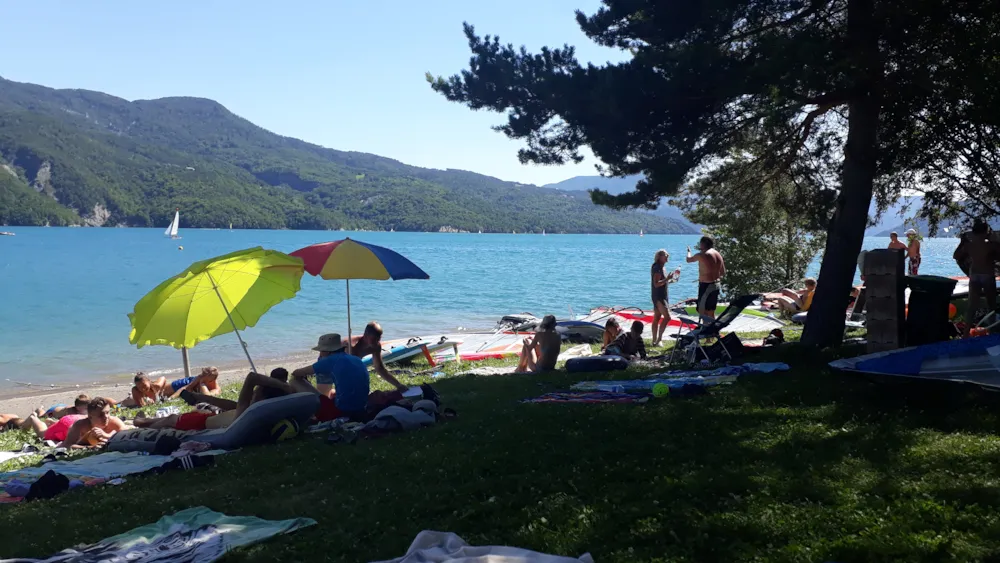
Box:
292 333 374 421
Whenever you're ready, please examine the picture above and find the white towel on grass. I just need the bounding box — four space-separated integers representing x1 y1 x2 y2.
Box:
371 530 594 563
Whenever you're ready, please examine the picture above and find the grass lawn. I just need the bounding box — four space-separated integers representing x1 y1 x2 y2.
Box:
3 342 1000 562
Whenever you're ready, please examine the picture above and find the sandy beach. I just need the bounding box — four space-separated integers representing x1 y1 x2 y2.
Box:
0 353 317 418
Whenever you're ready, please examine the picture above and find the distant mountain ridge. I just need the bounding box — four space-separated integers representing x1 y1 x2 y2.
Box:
543 175 698 228
545 175 943 237
0 77 693 234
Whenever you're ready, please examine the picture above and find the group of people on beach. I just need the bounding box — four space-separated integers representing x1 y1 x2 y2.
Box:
513 235 728 373
131 321 421 433
0 323 432 448
0 395 128 450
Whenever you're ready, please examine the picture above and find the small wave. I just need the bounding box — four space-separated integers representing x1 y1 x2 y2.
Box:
144 367 185 377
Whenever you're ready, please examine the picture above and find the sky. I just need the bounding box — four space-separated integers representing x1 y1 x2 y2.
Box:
0 1 628 186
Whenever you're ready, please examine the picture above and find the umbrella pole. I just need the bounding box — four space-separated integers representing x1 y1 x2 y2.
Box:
346 279 352 353
207 272 259 374
181 347 192 378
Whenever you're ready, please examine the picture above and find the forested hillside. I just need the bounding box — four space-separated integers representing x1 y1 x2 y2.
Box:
0 78 694 233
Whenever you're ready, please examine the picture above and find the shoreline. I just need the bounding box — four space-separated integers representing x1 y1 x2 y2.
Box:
0 350 319 417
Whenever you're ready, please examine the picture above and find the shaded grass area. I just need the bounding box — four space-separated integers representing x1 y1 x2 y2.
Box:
4 342 1000 561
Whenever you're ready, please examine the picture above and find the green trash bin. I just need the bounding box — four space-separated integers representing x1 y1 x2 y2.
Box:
906 275 958 345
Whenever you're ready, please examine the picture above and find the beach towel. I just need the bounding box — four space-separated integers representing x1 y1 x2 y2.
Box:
1 506 315 562
457 367 517 377
522 391 650 404
0 450 226 503
0 452 28 464
0 450 224 483
571 375 738 392
371 530 594 563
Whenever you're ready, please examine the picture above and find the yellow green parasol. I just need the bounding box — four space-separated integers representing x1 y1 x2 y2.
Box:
127 247 304 372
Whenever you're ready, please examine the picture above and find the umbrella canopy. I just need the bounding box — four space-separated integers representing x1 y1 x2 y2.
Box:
290 239 429 351
290 238 429 280
128 247 304 371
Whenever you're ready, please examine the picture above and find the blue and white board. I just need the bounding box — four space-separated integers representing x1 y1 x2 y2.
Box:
362 339 461 366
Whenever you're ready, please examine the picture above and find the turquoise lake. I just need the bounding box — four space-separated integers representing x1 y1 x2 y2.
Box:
0 228 963 387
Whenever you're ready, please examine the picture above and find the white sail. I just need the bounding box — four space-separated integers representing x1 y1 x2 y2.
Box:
165 211 180 238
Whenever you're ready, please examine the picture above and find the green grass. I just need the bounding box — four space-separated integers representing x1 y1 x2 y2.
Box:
4 342 1000 562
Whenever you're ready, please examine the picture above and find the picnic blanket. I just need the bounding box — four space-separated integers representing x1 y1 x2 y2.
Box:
371 530 594 563
0 450 225 503
1 506 315 562
522 391 650 404
571 375 738 392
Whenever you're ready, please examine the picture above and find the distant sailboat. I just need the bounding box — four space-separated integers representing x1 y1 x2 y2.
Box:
542 229 546 236
639 229 644 237
165 209 181 239
229 222 233 231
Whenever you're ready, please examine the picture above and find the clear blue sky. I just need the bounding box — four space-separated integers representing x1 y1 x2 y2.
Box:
0 1 626 185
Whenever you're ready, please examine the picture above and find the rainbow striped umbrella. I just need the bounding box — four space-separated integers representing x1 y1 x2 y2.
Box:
290 238 429 350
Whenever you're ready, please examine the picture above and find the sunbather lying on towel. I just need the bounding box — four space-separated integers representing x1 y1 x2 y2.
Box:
774 278 816 315
135 369 298 431
516 315 560 373
34 394 91 421
166 366 222 399
0 412 47 438
56 398 130 449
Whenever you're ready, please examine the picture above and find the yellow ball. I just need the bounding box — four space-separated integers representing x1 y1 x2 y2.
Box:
270 418 300 442
652 383 670 398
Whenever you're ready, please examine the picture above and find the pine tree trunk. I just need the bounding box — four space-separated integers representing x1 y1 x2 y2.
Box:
801 0 881 348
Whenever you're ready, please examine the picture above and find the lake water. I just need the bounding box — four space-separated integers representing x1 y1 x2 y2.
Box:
0 228 962 387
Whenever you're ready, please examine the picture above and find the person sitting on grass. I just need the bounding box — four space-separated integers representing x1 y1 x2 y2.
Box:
612 321 648 360
0 412 48 438
291 333 401 422
350 321 408 393
601 318 622 353
137 369 302 431
515 315 561 373
775 278 817 316
57 398 130 450
167 366 222 399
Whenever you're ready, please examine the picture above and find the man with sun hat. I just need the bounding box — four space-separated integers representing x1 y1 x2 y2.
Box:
292 333 373 422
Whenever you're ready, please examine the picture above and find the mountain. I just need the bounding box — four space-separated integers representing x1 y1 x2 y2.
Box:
543 175 697 228
0 77 694 234
545 175 941 237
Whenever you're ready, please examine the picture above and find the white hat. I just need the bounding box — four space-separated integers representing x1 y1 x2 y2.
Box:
905 228 917 236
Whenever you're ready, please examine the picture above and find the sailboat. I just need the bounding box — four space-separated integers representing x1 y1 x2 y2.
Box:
229 222 233 231
165 209 181 239
542 229 546 236
639 229 644 237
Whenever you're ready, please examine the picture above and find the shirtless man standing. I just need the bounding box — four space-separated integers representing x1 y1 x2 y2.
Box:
954 221 998 335
888 232 907 251
687 236 726 321
906 229 922 275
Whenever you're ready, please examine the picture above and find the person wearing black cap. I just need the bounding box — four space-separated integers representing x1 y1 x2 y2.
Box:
515 315 561 373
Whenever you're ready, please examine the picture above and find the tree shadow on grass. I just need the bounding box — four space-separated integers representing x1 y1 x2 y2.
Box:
2 363 1000 562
